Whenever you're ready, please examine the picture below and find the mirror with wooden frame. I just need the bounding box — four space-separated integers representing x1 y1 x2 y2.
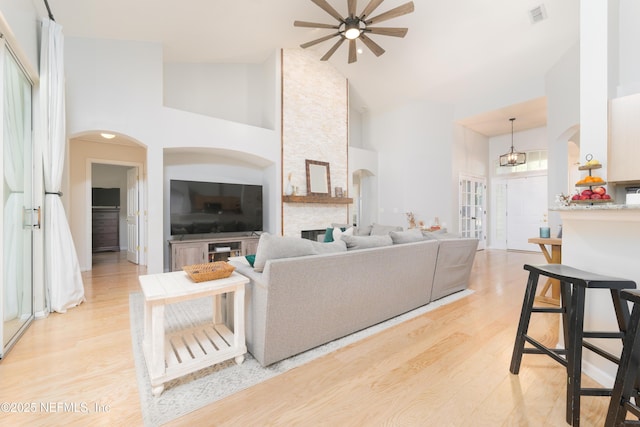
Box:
305 159 331 196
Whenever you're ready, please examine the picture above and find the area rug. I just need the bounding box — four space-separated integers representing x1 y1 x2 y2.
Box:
130 289 474 426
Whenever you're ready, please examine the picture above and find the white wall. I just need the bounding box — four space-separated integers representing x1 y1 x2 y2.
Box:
0 1 39 77
618 0 640 96
64 38 281 273
163 62 273 129
366 100 455 230
545 42 580 230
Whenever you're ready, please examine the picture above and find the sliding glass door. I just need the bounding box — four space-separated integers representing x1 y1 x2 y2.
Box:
1 42 34 358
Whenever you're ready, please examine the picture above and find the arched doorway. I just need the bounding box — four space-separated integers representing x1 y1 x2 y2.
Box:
68 132 147 271
352 168 375 228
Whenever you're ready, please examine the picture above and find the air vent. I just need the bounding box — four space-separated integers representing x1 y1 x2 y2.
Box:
529 4 548 24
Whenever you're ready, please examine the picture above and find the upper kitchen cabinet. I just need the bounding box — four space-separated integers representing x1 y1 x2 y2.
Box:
609 93 640 183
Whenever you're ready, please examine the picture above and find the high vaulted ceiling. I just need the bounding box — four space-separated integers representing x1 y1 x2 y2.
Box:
42 0 579 136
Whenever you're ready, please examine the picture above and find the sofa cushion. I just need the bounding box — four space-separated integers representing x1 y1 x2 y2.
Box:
433 232 463 240
356 224 373 236
311 239 348 253
253 233 317 272
390 229 425 244
422 230 461 240
370 223 403 235
341 234 393 250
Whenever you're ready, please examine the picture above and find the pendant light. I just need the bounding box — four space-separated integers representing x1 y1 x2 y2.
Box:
499 117 526 167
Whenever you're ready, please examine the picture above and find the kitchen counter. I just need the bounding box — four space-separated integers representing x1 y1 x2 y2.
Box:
556 205 640 388
552 203 640 211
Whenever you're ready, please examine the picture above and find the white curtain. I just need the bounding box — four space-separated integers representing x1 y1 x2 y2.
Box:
2 50 29 321
40 19 85 313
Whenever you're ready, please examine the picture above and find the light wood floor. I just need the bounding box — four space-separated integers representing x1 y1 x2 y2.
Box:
0 250 613 426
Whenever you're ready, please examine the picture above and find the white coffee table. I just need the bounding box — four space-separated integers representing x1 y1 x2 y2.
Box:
138 270 249 397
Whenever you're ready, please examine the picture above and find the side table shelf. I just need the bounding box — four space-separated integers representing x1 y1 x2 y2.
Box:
139 271 249 397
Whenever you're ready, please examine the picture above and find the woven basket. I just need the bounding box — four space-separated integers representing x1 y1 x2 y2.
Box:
183 261 235 283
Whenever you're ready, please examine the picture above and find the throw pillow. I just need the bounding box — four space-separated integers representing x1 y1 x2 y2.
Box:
341 234 393 250
323 226 348 242
253 233 317 272
323 227 335 242
370 223 403 235
245 254 256 267
332 226 353 241
390 229 425 244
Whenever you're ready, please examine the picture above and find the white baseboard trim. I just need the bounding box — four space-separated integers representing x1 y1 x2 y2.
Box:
35 310 50 320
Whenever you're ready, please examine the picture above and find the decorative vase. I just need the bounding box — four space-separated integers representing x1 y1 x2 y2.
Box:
284 173 293 196
539 226 551 238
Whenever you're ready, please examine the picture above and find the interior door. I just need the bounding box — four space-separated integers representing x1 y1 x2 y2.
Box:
459 175 486 250
506 175 548 251
2 44 34 358
126 167 139 264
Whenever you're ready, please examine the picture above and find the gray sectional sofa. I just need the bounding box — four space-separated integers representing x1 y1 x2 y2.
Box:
229 229 479 367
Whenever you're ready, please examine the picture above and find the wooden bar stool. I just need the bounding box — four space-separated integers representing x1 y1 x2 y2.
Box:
510 264 636 426
605 289 640 426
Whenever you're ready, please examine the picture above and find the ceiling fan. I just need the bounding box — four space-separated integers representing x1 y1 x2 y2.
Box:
294 0 415 64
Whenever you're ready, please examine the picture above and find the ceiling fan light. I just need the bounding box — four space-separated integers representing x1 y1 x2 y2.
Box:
344 25 361 40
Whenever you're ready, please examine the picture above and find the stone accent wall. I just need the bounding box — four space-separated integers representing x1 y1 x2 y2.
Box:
282 49 350 237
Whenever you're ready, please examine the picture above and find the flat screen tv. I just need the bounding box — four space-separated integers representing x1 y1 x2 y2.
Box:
92 187 120 207
170 180 263 236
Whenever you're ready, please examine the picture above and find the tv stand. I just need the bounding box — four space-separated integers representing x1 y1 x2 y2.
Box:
169 235 260 271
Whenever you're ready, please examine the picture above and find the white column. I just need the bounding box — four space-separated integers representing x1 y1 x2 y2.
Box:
147 146 163 273
579 0 612 173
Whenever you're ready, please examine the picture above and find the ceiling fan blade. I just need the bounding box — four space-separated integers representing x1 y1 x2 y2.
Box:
300 32 341 49
294 20 340 29
348 0 358 18
359 0 384 19
348 39 357 63
365 1 414 25
359 33 385 57
321 37 346 61
366 27 408 37
311 0 345 22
